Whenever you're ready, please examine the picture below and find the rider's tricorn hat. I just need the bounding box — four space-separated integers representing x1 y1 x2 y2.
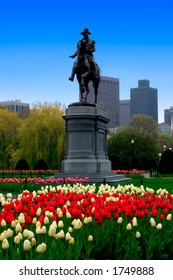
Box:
80 28 91 35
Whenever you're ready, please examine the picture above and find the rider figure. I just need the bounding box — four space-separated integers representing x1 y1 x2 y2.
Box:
69 28 96 81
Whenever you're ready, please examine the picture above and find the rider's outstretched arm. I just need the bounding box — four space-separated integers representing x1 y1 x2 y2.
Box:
69 51 78 59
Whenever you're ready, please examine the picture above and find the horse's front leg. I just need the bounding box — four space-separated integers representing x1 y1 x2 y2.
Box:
79 85 84 102
84 86 89 102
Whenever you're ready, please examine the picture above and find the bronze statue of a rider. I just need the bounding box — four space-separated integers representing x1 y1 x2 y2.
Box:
69 28 97 82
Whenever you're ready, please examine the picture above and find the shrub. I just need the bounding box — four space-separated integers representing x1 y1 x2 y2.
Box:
109 154 123 170
15 159 30 170
35 159 48 170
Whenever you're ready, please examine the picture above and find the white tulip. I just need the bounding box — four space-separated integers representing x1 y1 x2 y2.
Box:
136 231 141 238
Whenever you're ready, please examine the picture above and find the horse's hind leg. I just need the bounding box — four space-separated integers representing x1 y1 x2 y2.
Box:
79 85 84 102
93 82 98 103
84 83 90 102
94 91 98 103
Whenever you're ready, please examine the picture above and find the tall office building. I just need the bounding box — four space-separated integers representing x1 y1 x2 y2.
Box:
164 107 173 130
119 99 130 126
0 100 30 117
164 107 173 126
130 80 158 122
87 75 119 129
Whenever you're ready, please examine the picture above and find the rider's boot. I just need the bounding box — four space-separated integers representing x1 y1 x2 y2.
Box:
69 67 76 81
69 75 74 81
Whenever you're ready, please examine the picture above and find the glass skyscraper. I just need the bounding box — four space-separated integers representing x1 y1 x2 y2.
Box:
130 80 158 122
88 75 119 129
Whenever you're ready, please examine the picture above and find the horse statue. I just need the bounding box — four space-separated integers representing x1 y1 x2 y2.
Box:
69 28 100 104
76 60 100 103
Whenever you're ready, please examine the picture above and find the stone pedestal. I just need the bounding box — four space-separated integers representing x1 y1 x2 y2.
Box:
55 102 129 183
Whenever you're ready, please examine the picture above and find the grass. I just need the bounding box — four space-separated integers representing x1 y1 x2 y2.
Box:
116 177 173 193
1 177 173 195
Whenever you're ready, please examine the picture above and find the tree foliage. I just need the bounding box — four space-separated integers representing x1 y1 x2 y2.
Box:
159 134 173 151
0 109 21 169
129 114 158 139
14 103 65 169
108 115 160 170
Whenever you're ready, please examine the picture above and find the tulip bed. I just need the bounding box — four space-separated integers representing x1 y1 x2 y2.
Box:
0 183 173 260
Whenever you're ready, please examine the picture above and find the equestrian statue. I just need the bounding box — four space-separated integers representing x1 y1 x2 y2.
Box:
69 28 100 103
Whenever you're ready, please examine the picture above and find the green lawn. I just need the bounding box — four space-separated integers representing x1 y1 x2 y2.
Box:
1 177 173 195
117 177 173 193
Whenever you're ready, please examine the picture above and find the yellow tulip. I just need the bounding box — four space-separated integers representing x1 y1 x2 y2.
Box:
83 217 89 224
59 230 65 238
68 227 73 233
36 221 41 227
18 213 25 224
58 210 63 218
32 217 37 224
69 237 75 244
1 219 7 227
18 232 23 240
36 243 46 253
23 229 34 239
72 219 82 229
31 238 36 246
58 220 64 228
2 239 9 249
36 207 42 216
6 228 14 238
41 226 47 234
156 223 162 230
44 216 49 224
151 220 156 227
11 220 17 227
48 226 56 237
87 216 92 223
0 231 7 241
126 223 132 230
14 235 21 244
36 227 42 234
66 212 71 219
52 221 57 228
15 223 22 233
88 235 93 241
166 214 172 220
65 232 72 241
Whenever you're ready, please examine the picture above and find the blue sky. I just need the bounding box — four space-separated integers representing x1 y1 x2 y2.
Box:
0 0 173 122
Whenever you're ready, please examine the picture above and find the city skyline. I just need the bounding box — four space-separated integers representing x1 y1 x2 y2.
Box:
0 0 173 123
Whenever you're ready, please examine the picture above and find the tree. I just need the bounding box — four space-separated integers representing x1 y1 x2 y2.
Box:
108 127 159 161
129 114 158 139
0 109 21 169
108 115 160 170
159 134 173 151
14 102 65 169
